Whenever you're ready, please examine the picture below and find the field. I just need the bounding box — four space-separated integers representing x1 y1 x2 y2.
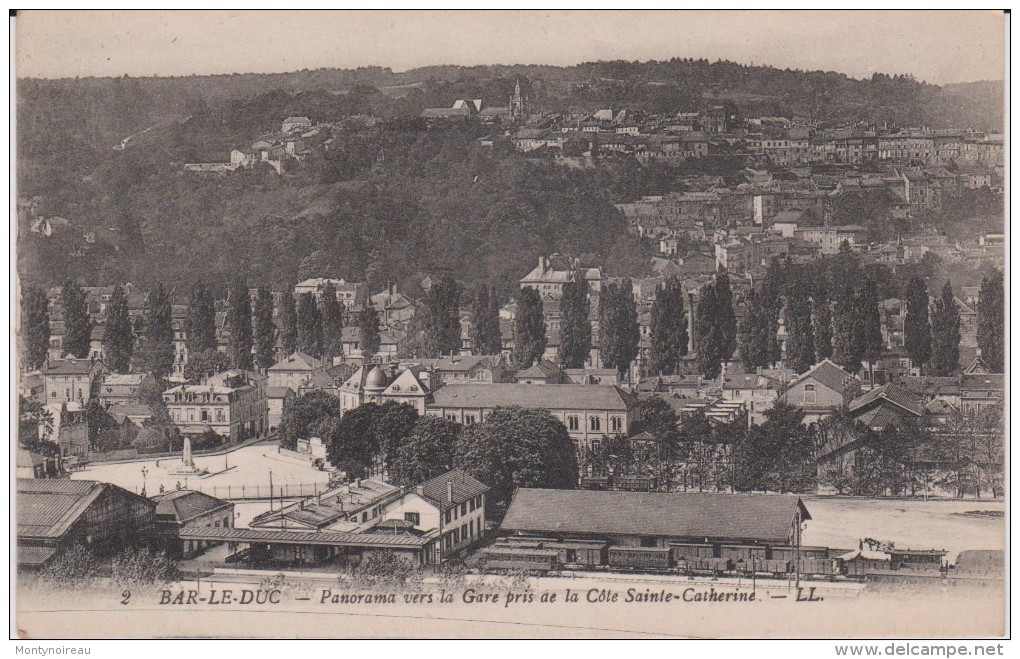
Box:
802 496 1005 561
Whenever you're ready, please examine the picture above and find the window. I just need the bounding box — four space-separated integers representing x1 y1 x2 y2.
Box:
201 410 209 422
405 512 420 525
591 439 601 453
465 414 476 425
567 415 579 431
589 416 601 432
460 502 467 516
803 384 816 404
610 416 623 433
641 536 657 548
445 510 452 524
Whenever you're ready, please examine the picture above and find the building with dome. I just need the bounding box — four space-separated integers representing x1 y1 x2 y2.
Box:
337 363 430 415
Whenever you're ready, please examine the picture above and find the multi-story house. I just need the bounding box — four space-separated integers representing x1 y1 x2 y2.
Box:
42 357 104 404
163 369 268 443
382 469 488 560
794 225 869 255
428 354 509 387
520 256 602 298
427 383 638 452
781 359 862 425
293 277 365 311
98 373 155 407
267 351 324 392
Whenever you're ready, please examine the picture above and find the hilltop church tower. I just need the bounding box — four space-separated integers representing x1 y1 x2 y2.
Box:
509 76 528 121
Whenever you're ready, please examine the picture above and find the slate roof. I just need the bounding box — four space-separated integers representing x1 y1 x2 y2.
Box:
178 526 429 548
502 489 810 544
153 489 232 524
431 355 502 372
269 351 322 372
847 383 923 417
430 383 634 411
42 359 98 376
17 479 152 540
420 469 489 509
789 359 860 394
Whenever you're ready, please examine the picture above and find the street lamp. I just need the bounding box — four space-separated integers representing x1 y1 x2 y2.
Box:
141 466 149 497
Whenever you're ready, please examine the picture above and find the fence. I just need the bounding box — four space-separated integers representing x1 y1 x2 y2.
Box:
178 482 326 500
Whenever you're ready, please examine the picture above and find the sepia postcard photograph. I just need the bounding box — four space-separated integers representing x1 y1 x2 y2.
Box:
9 8 1009 645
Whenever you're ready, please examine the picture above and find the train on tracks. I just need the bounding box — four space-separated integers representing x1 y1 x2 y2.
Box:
479 536 943 582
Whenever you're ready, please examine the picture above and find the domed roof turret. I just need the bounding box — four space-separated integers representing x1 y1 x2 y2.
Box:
364 364 389 392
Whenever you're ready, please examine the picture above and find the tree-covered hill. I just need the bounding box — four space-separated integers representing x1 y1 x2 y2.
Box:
16 58 1002 295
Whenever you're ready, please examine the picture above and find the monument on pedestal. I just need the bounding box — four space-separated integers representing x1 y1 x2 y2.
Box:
170 435 209 476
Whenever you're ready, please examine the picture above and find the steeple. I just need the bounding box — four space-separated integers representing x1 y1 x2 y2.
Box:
510 76 526 121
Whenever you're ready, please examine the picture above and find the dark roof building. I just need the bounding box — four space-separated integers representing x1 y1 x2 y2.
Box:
501 488 810 545
17 479 156 567
418 469 488 511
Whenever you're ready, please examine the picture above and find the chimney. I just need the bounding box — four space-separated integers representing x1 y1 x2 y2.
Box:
447 480 454 505
538 256 545 272
415 485 424 496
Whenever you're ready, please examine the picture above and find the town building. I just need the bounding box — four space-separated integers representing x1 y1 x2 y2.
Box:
959 373 1005 416
382 469 488 559
265 386 296 434
501 488 810 550
427 383 638 451
42 357 104 404
98 373 155 407
782 359 862 424
520 256 602 297
17 479 156 569
163 369 268 443
267 351 324 392
153 489 235 557
846 383 925 432
293 278 366 310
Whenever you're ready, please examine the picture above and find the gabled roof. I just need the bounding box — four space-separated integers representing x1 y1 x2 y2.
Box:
517 359 563 380
847 383 923 417
789 359 860 394
502 489 809 544
420 469 489 509
269 351 322 372
42 358 99 376
17 479 153 540
153 489 232 524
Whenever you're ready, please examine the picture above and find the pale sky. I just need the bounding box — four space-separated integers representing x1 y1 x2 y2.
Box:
14 10 1006 85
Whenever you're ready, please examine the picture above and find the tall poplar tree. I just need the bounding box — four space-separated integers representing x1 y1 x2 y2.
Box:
186 284 217 354
903 277 932 375
296 292 323 359
61 280 90 359
738 288 771 371
104 284 134 373
976 270 1004 372
598 279 640 380
649 277 688 376
812 282 833 361
715 271 737 361
831 282 861 373
228 280 254 370
22 285 50 370
320 283 344 365
854 278 884 377
470 286 502 356
558 269 592 368
784 287 816 374
143 283 175 382
511 287 546 369
253 286 277 372
280 290 298 355
358 305 381 360
929 281 961 376
421 275 462 357
694 280 724 378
